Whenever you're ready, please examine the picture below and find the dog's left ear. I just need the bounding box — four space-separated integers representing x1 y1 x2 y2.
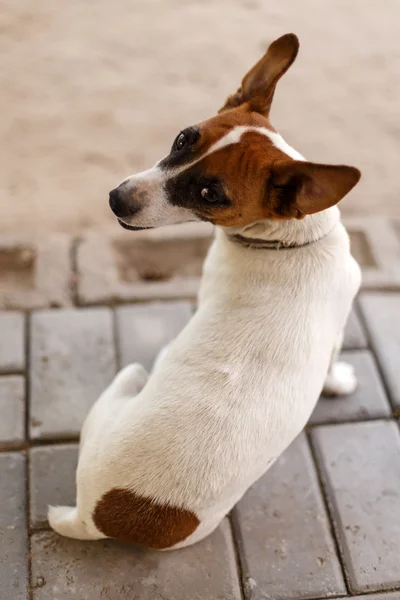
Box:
220 33 299 115
270 160 361 219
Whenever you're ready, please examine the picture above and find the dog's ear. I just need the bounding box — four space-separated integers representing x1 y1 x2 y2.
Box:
219 33 299 115
269 160 361 219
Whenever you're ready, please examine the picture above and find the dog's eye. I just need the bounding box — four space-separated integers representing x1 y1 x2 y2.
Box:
200 187 220 203
174 133 187 152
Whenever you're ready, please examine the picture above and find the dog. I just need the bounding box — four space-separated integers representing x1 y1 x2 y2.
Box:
49 33 361 550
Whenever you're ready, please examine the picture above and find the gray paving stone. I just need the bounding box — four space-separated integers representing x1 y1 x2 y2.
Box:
77 223 213 305
0 235 73 310
0 311 25 373
0 452 28 600
0 376 25 449
116 301 193 371
232 433 345 600
345 217 400 290
31 519 241 600
359 293 400 410
312 420 400 593
30 444 79 529
30 308 117 440
310 350 391 424
332 595 400 600
343 306 368 349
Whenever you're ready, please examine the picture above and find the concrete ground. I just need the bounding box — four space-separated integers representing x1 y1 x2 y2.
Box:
1 294 400 599
1 0 400 236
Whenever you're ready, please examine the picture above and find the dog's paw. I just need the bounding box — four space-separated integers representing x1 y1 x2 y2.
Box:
323 361 357 396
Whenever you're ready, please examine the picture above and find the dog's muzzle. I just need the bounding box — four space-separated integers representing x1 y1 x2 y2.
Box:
109 186 137 219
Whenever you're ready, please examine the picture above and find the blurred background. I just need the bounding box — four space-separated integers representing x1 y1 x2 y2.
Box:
1 0 399 236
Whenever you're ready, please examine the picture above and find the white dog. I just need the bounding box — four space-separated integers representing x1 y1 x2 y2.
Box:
49 33 361 550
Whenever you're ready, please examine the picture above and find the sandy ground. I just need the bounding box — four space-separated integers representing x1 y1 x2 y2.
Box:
1 0 399 236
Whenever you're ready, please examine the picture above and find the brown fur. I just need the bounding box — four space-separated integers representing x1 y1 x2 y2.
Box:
93 488 200 549
184 121 360 227
219 33 299 115
189 126 290 227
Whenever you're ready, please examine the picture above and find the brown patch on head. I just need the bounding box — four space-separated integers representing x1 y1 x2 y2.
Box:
93 488 199 549
165 125 361 228
170 128 288 227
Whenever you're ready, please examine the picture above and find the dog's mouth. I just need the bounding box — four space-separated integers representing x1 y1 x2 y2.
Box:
117 219 154 231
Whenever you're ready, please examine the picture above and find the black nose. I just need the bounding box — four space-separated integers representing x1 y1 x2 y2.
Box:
109 187 130 218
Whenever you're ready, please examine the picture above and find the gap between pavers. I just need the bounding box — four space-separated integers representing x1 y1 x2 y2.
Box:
311 420 400 594
359 292 400 411
232 433 346 600
310 350 391 425
0 452 28 600
30 519 241 600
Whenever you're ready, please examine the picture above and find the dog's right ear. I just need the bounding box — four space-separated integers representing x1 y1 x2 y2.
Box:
269 160 361 219
219 33 299 116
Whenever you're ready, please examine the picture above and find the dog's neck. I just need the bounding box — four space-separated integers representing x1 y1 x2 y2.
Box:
222 206 340 250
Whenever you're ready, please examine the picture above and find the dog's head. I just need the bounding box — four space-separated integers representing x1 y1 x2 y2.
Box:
109 34 360 232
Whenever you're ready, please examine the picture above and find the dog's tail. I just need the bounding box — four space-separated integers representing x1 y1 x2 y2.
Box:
48 505 106 541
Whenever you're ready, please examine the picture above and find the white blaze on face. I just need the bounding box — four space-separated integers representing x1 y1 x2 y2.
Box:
117 126 304 228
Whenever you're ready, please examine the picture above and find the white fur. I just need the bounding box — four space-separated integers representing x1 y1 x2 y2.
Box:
260 128 306 161
49 131 361 548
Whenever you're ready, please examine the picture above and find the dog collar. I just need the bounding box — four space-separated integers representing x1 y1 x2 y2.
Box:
229 233 317 250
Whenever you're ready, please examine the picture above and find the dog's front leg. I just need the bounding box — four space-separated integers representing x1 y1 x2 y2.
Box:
322 331 357 396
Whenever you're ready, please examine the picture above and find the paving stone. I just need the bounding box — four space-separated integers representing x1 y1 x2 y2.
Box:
116 301 193 371
232 433 345 600
310 350 391 424
331 595 400 600
0 452 28 600
77 223 213 305
30 444 79 529
344 217 400 289
343 306 368 349
31 519 241 600
30 308 117 440
312 420 400 593
0 311 25 373
359 292 400 410
0 376 25 449
0 235 73 310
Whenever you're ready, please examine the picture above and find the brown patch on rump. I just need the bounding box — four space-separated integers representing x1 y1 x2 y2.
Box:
93 488 200 549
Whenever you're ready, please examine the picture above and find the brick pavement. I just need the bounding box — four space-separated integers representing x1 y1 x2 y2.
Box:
1 217 400 311
0 293 400 599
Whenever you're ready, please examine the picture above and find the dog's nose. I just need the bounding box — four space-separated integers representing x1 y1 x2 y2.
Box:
109 187 131 218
